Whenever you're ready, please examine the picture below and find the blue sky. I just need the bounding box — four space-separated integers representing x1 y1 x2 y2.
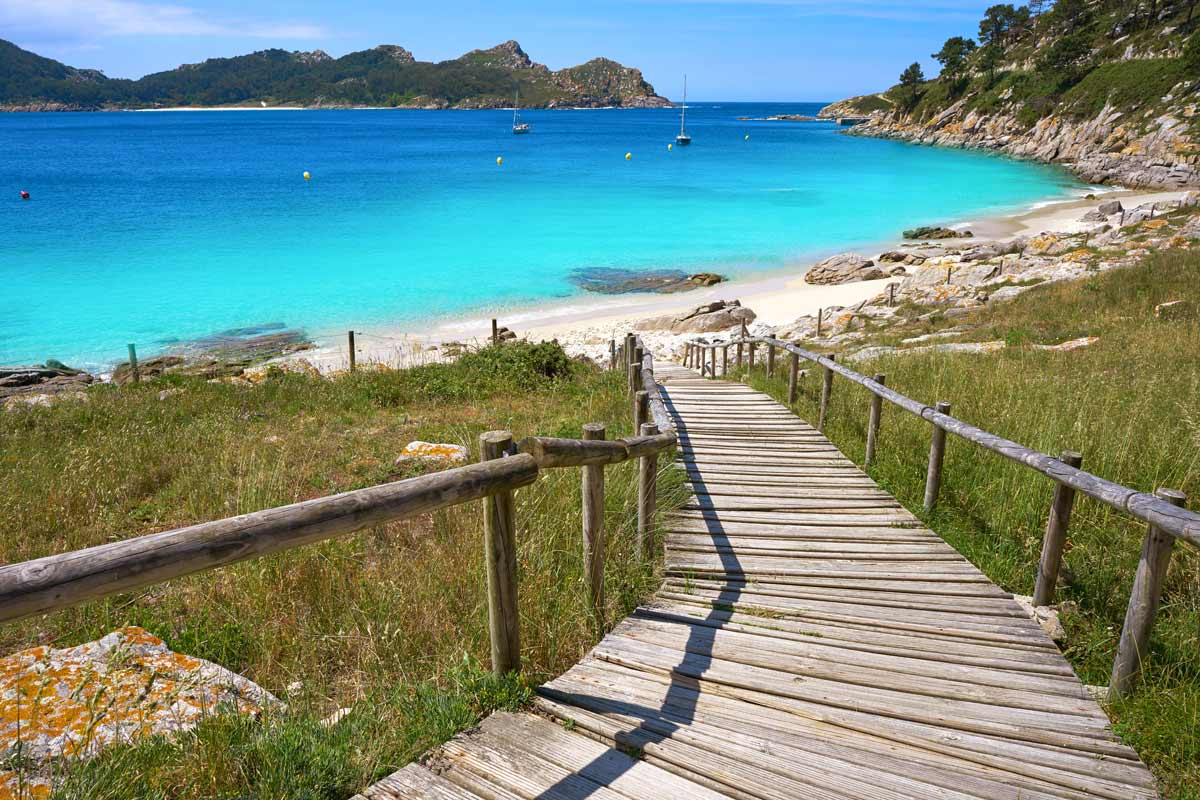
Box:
0 0 996 101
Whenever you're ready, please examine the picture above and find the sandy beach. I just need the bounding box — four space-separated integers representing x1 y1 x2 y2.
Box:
293 186 1190 373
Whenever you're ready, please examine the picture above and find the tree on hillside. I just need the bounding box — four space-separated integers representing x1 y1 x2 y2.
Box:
932 36 977 86
1048 0 1092 32
898 62 925 110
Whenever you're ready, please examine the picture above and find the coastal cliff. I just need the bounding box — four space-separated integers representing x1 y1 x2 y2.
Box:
847 99 1198 188
0 38 671 111
820 2 1200 188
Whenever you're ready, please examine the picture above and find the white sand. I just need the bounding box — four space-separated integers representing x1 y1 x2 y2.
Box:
290 187 1191 372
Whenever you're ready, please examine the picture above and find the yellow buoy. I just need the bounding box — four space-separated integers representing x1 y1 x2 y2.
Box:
667 144 673 151
302 171 311 181
625 152 632 160
497 156 503 165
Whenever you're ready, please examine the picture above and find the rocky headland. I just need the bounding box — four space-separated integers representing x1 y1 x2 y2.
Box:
846 100 1200 189
819 5 1200 190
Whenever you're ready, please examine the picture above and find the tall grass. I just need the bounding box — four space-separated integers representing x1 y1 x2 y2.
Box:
0 342 685 798
736 250 1200 798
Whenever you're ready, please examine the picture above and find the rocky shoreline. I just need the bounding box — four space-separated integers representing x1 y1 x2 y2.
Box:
842 100 1200 190
2 327 315 409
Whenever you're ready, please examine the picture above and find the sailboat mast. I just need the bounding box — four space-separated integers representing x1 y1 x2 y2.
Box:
681 75 687 134
513 89 519 126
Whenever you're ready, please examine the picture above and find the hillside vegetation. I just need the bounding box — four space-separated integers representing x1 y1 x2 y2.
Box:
737 248 1200 798
825 0 1200 187
0 342 685 797
0 39 669 110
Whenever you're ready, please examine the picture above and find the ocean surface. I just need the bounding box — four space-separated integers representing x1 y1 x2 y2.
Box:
1 103 1084 369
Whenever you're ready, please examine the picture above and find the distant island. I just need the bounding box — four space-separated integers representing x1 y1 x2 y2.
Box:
0 39 671 111
818 1 1199 189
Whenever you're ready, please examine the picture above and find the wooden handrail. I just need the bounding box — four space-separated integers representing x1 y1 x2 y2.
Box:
634 341 675 435
695 335 1200 549
0 455 540 625
518 433 676 468
692 333 1195 695
1 346 681 678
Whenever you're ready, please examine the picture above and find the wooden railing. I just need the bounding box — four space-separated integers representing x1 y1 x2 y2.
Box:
685 335 1197 697
0 338 676 678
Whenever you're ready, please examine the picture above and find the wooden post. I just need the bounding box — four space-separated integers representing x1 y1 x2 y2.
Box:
816 308 823 338
627 362 638 397
348 331 356 372
888 283 896 307
637 422 659 559
864 373 885 467
581 423 606 630
634 390 648 433
748 341 755 371
1110 488 1187 697
126 344 140 384
722 345 729 376
609 339 616 371
923 402 952 513
624 333 635 370
946 266 953 284
818 355 835 432
736 341 743 367
709 346 716 379
481 431 520 676
491 319 499 345
787 352 799 405
767 344 776 378
1033 450 1084 606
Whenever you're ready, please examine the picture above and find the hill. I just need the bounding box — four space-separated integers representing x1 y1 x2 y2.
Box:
0 39 670 111
820 1 1200 188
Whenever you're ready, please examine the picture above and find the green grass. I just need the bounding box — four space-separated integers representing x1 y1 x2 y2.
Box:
0 341 685 798
733 249 1200 798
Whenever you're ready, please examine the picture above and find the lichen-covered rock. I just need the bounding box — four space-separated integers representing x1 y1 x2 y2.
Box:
395 441 469 468
635 300 756 334
804 254 884 285
0 627 279 798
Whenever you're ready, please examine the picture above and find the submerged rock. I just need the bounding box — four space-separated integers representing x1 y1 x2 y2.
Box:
903 226 973 240
569 268 726 294
0 627 279 798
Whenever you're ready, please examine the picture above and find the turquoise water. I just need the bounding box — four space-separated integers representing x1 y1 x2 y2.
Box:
1 103 1081 369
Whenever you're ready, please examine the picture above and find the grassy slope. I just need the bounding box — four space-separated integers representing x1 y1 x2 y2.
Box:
0 342 685 798
736 249 1200 798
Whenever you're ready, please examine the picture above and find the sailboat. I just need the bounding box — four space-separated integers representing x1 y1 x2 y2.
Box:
675 75 691 146
512 89 531 135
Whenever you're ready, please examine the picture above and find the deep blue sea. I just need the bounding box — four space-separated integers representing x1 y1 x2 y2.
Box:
1 103 1083 369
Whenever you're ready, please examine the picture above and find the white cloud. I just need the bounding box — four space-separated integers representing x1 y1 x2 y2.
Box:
0 0 328 41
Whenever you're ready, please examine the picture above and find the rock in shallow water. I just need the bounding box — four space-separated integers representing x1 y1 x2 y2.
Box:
0 627 280 798
569 268 726 294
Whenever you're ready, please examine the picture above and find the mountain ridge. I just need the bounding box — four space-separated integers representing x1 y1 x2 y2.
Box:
0 38 671 111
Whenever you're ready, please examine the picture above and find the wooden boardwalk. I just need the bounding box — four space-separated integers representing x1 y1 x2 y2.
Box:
359 364 1158 800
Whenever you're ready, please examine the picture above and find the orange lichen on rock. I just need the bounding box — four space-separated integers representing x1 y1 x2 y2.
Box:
0 627 278 798
1063 249 1095 263
394 441 469 468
